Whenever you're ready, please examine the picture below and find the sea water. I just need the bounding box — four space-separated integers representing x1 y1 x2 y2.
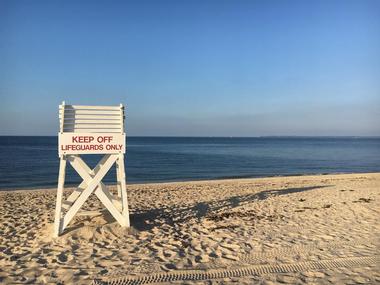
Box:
0 136 379 190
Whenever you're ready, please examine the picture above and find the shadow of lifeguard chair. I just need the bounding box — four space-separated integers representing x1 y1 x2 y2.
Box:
54 102 130 237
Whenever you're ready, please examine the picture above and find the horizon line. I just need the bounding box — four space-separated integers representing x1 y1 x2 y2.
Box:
1 135 380 138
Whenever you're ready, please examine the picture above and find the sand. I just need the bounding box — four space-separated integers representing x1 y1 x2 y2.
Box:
0 173 379 284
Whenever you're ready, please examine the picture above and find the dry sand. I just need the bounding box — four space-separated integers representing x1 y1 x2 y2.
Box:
0 173 379 284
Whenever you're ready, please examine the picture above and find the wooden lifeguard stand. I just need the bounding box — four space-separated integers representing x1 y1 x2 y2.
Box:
54 102 130 237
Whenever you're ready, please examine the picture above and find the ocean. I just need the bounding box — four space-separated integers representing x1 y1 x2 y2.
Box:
0 136 379 190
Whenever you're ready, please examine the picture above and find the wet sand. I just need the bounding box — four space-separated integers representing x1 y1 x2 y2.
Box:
0 173 379 284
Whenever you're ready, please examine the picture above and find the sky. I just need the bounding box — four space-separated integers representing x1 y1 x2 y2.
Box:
0 0 379 136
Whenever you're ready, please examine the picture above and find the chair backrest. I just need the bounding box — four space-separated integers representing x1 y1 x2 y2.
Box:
59 103 125 134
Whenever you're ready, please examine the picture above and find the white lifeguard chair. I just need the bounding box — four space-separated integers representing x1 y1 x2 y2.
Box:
54 102 130 237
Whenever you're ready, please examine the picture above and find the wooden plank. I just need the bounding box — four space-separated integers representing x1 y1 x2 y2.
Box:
118 153 130 225
63 121 121 125
60 120 122 126
60 109 122 114
59 113 125 120
62 128 122 133
77 210 103 216
61 110 123 115
61 105 122 110
116 158 122 197
59 101 65 133
62 125 122 129
61 120 122 125
63 126 122 129
119 103 125 132
63 119 121 124
59 110 124 116
63 123 122 128
54 157 66 237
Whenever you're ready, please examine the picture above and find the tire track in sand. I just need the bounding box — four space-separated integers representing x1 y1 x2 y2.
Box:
92 255 379 285
92 240 378 285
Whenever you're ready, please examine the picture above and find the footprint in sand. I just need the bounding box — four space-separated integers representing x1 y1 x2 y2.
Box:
57 252 68 263
352 198 372 203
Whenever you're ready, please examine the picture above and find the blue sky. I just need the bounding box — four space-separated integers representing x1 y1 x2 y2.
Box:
1 0 379 136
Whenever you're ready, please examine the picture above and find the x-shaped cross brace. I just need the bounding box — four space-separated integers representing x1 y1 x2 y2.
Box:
54 154 130 237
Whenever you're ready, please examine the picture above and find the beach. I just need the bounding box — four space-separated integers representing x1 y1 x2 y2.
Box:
0 172 379 284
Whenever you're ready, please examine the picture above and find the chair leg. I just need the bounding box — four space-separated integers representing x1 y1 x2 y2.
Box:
118 154 130 227
54 156 66 237
116 158 122 198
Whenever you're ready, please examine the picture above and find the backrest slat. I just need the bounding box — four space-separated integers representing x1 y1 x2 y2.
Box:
59 104 125 133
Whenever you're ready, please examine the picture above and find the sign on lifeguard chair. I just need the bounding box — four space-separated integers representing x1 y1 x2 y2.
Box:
54 102 130 237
